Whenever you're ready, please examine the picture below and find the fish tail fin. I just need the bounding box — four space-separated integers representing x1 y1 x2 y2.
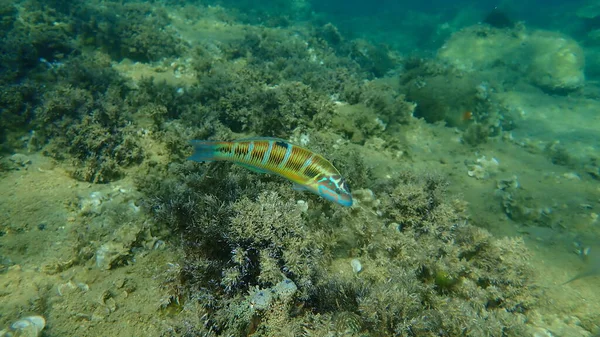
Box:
188 140 222 162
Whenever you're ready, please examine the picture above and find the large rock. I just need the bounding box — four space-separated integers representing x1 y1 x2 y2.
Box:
438 25 585 92
527 31 585 92
438 25 526 71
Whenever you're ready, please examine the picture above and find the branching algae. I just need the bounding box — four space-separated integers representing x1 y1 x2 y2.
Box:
142 160 537 336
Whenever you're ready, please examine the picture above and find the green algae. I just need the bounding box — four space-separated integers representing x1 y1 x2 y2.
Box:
2 0 600 336
136 156 537 336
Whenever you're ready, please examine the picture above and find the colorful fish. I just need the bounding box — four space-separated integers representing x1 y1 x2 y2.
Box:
188 138 353 207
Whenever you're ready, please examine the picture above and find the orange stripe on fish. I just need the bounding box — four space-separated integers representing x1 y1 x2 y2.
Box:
188 138 353 207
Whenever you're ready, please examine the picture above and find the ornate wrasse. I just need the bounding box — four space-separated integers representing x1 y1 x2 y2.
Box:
188 138 353 207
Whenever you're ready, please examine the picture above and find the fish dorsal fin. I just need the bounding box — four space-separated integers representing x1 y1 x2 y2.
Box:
234 136 291 144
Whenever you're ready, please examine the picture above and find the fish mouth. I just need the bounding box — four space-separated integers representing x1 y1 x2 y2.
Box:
336 194 353 207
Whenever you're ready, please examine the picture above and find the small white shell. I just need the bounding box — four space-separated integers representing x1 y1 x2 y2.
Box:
350 259 362 274
3 316 46 337
296 200 309 213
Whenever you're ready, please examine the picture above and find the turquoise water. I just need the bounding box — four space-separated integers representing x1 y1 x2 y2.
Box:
0 0 599 336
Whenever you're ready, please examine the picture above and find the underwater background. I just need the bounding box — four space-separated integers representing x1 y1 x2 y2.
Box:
1 0 600 336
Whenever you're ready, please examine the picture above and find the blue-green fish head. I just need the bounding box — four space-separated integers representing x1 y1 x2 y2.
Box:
316 175 353 207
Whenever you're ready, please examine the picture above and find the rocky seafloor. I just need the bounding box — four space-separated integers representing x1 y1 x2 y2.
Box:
1 0 599 336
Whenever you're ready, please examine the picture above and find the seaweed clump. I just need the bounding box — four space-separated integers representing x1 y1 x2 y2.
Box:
0 0 169 180
78 2 187 62
400 58 515 145
33 53 145 183
401 59 480 126
138 161 332 335
194 64 336 136
0 0 79 146
0 0 77 82
140 157 537 336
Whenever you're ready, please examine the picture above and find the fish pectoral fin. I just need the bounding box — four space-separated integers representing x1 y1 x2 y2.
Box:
293 183 308 192
236 163 268 174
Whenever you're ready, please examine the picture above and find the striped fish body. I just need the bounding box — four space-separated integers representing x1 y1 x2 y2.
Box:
188 138 353 207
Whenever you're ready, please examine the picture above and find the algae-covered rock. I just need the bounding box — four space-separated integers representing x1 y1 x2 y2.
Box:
438 25 585 92
527 31 585 92
404 71 480 125
438 25 526 72
95 242 129 270
576 1 600 19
